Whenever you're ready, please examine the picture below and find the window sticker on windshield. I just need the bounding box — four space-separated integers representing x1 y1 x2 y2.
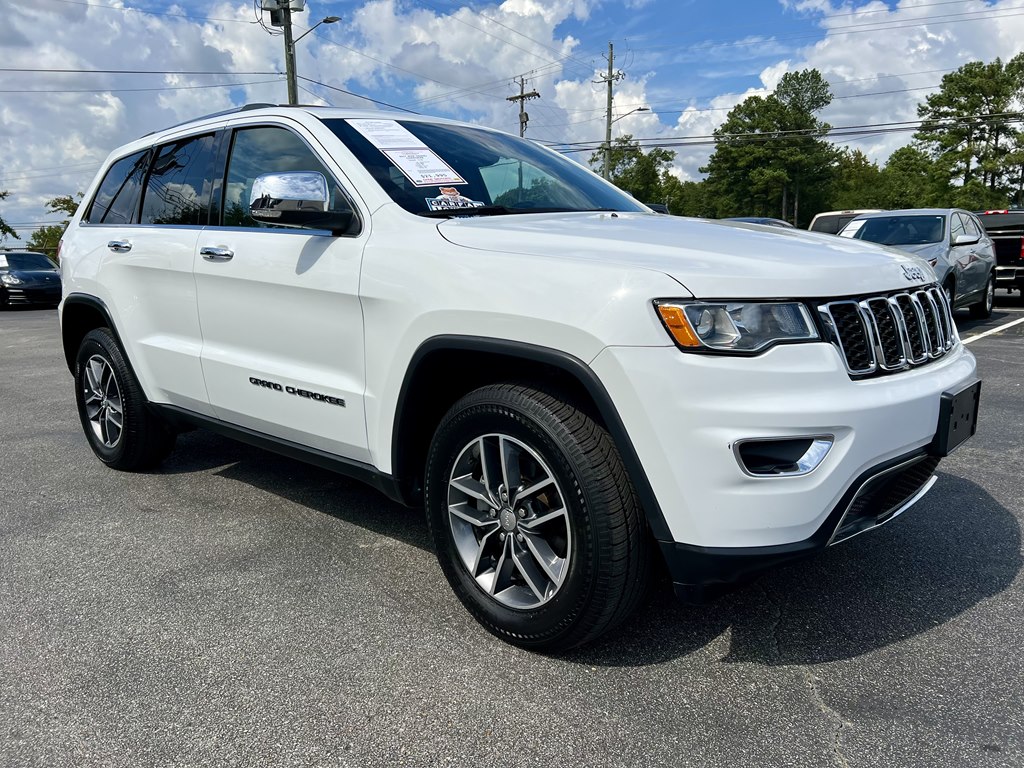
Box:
382 148 466 188
426 188 486 211
0 256 7 268
348 119 428 150
839 219 865 238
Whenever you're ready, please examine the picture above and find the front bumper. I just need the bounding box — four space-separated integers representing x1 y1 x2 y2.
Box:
995 265 1024 289
590 340 978 586
1 284 62 306
660 449 940 599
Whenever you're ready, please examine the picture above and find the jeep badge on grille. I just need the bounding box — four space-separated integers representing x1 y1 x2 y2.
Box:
901 264 927 282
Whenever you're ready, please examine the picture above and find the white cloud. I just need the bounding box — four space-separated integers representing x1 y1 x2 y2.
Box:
3 0 1024 241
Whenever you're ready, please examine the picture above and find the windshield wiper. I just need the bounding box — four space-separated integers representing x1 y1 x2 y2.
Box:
417 205 517 218
416 205 592 218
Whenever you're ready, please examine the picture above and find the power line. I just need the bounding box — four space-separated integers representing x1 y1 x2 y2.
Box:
296 76 419 113
0 78 284 94
40 0 255 25
415 0 597 74
552 114 1024 153
0 67 280 75
638 8 1024 54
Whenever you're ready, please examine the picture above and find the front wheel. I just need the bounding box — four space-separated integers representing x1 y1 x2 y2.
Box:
969 273 995 319
424 384 650 652
74 328 175 470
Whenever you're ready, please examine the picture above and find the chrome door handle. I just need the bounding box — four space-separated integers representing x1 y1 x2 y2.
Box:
107 240 132 253
200 246 234 262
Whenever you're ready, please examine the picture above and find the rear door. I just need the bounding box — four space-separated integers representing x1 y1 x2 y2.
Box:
194 121 370 461
72 135 217 414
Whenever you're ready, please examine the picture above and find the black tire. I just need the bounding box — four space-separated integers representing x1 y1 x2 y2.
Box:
425 383 650 652
74 327 175 471
969 273 995 319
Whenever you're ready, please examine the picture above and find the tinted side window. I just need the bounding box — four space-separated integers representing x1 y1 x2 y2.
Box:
86 150 150 224
811 215 841 234
951 214 967 241
223 126 343 228
140 134 218 226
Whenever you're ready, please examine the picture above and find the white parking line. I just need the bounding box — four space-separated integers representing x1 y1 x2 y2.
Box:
962 316 1024 345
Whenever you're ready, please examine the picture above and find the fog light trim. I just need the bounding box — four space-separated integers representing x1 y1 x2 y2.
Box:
733 435 834 478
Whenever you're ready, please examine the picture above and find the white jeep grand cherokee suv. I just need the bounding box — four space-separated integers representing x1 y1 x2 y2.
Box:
59 105 981 651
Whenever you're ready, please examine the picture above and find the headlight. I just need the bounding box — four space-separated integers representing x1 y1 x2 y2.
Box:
1 274 23 286
655 300 819 353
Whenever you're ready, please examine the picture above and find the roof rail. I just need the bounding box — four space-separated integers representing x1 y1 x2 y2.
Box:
141 103 280 137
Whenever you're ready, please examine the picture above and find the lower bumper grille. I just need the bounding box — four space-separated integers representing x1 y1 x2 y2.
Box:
829 454 940 545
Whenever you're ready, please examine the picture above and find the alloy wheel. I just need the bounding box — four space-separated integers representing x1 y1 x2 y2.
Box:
447 433 570 609
82 354 124 448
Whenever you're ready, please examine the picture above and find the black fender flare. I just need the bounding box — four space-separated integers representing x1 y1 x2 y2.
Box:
392 335 673 543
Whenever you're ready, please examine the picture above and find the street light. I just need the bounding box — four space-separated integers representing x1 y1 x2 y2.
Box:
603 106 649 179
284 14 341 105
612 106 649 124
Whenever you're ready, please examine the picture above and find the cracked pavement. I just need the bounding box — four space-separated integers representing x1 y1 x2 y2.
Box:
1 303 1022 767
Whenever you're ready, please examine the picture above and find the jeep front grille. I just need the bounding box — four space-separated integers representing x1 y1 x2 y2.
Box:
818 286 957 378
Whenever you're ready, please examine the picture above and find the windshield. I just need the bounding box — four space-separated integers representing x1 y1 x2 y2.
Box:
1 253 57 270
842 215 945 246
322 118 648 217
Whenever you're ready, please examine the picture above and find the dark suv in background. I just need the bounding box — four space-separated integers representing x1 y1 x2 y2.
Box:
975 209 1024 295
0 251 62 308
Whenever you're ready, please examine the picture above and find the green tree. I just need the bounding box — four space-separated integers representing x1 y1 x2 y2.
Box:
875 146 943 208
661 176 714 217
830 149 883 210
915 55 1024 197
701 69 837 226
26 193 83 258
0 190 17 242
589 135 676 205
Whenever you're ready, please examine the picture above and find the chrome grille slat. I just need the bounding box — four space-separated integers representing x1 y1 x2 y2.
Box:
819 285 957 378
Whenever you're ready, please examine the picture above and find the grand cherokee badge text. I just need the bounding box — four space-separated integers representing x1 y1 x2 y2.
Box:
249 377 346 407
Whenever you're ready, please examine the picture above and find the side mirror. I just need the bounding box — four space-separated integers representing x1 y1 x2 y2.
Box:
249 172 354 234
953 233 979 246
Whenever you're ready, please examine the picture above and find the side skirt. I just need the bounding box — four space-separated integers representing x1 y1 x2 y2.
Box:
153 404 407 505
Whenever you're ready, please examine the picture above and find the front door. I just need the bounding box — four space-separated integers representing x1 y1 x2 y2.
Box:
194 124 370 462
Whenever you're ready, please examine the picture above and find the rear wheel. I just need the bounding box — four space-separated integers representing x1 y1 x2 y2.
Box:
74 328 175 470
969 273 995 319
425 383 650 652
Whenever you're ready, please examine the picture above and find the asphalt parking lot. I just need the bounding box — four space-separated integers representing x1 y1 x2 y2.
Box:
1 299 1022 768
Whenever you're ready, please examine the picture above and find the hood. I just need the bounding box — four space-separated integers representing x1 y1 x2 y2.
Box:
885 241 945 258
437 212 936 298
3 268 61 283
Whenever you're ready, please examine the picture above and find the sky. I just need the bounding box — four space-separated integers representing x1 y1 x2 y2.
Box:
2 0 1023 243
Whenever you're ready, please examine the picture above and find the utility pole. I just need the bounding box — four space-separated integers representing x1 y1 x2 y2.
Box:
595 42 624 180
506 75 540 137
266 0 306 105
282 3 298 106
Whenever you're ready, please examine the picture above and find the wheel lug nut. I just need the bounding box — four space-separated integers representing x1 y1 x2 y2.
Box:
499 532 506 540
516 508 525 518
516 533 524 542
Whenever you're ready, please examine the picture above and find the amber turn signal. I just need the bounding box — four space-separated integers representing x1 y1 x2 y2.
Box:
656 304 702 347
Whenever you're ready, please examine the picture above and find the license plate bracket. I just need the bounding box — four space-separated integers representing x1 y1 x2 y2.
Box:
930 380 981 457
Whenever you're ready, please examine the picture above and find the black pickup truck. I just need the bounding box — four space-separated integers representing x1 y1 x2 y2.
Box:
976 210 1024 294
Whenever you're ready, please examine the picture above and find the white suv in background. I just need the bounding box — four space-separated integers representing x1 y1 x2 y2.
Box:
59 105 980 651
